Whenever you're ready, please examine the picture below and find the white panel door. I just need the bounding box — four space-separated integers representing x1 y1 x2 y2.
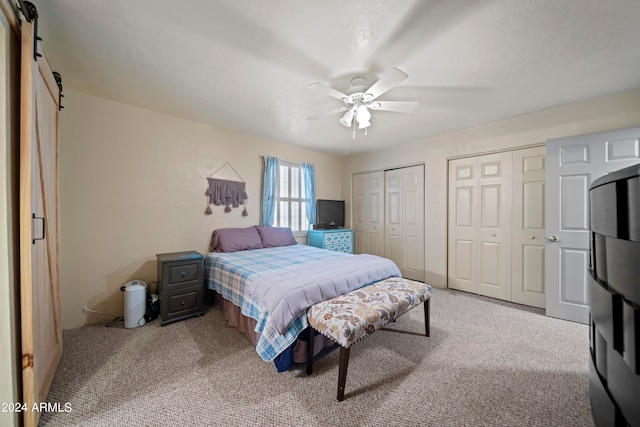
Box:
477 155 512 300
367 172 385 257
448 159 477 293
385 166 425 280
352 171 384 256
448 153 512 300
512 146 546 308
352 174 367 254
400 165 425 281
385 169 403 269
546 127 640 323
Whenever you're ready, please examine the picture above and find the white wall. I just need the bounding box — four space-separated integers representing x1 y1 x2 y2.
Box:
59 90 344 329
342 88 640 288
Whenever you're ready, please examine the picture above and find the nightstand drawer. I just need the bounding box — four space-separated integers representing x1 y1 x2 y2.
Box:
162 259 202 292
168 262 199 285
168 289 200 316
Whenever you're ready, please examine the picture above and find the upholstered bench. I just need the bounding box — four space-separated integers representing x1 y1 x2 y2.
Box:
305 277 432 401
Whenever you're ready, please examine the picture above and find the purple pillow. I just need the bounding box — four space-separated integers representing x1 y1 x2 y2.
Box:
211 227 264 252
256 226 297 248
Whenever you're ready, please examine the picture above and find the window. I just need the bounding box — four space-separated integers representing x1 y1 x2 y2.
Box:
274 161 309 232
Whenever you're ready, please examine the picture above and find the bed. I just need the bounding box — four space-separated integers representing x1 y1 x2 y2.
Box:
203 225 401 371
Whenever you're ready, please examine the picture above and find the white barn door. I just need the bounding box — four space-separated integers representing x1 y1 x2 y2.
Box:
545 127 640 323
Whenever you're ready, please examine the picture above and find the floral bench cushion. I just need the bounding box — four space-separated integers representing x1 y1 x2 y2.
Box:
307 277 432 348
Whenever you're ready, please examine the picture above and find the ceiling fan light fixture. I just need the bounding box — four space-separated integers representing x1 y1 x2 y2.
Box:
356 105 371 129
306 67 417 136
339 110 354 127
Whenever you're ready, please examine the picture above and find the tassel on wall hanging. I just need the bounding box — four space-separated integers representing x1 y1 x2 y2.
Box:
205 162 248 216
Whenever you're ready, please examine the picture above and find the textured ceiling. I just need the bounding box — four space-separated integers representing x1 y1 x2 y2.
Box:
36 0 640 154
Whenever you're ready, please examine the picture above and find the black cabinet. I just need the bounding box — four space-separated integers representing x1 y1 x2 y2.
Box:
156 251 204 325
588 164 640 427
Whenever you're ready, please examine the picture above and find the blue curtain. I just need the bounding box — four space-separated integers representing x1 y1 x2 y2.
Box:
261 156 279 226
303 163 316 227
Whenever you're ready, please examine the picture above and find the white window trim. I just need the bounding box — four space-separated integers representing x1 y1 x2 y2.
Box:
275 160 309 236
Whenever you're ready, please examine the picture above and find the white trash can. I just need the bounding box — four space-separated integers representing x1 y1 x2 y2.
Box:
122 281 147 328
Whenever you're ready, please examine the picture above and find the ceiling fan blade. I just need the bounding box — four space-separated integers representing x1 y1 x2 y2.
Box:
306 106 350 121
370 101 418 113
364 67 409 100
308 82 349 101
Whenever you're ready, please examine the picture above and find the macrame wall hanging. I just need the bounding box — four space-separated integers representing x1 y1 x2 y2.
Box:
205 162 248 216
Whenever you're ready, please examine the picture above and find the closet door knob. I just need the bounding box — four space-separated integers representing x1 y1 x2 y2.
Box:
548 235 559 242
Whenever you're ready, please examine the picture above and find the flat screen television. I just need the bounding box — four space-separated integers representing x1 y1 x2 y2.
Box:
316 199 345 229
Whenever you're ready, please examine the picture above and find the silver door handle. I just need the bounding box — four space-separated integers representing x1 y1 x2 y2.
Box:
548 235 559 242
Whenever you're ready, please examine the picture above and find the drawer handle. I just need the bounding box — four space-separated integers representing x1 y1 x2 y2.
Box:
180 271 186 277
181 300 186 306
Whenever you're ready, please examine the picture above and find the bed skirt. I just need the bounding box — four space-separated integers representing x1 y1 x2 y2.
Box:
213 291 335 365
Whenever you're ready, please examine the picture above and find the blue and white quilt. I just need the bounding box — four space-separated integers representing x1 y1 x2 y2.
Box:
203 244 400 363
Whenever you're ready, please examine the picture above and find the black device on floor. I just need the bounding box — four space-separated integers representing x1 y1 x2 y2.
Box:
144 283 159 322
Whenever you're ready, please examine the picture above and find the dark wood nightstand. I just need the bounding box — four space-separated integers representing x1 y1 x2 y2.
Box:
156 251 204 326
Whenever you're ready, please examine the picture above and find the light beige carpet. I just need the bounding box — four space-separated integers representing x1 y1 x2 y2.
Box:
40 288 594 426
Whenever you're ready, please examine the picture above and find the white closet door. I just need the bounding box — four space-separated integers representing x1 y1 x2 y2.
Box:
385 169 403 268
511 146 546 308
399 165 425 281
385 165 425 281
353 173 367 254
448 153 512 300
546 127 640 323
352 171 384 256
448 158 477 293
354 166 424 280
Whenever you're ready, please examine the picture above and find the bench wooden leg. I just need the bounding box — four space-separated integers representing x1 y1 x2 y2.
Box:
306 327 314 375
337 347 350 402
424 298 430 337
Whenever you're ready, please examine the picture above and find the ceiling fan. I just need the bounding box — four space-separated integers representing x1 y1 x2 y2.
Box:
306 67 418 137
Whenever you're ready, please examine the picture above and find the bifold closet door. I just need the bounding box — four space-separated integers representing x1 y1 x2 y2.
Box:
511 146 546 309
19 20 62 427
352 171 384 256
385 165 425 281
353 166 425 280
448 153 512 300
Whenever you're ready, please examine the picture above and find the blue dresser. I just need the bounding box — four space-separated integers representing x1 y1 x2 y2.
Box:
307 229 354 254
